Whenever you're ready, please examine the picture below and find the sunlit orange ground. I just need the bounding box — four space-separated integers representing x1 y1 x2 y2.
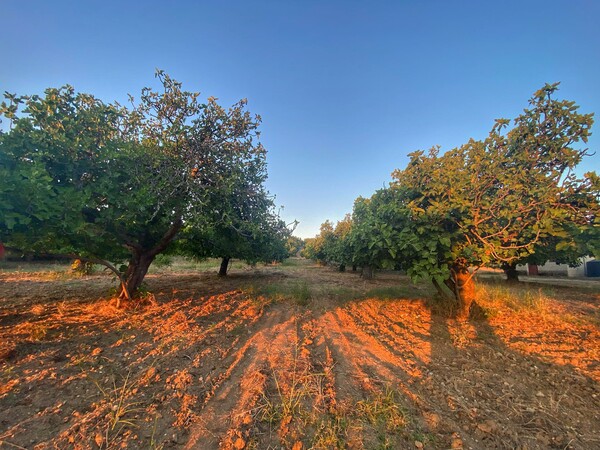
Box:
1 260 599 449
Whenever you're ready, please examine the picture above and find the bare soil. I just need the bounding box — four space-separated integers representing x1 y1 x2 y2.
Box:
1 259 599 449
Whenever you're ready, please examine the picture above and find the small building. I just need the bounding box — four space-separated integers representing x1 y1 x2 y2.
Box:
518 256 598 278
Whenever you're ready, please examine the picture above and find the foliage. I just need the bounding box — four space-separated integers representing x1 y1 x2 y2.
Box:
301 237 318 260
312 84 598 316
177 174 290 274
285 235 304 257
0 71 272 298
330 214 353 269
392 83 595 271
303 215 354 270
152 254 174 268
346 190 407 276
301 221 334 263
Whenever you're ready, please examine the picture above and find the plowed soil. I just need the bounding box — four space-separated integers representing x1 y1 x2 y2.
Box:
1 259 599 449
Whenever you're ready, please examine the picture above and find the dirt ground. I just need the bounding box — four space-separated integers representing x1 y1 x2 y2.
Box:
1 259 599 449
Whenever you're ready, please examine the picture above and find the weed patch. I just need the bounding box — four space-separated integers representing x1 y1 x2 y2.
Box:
319 286 362 301
27 323 50 341
312 413 349 449
357 387 406 430
252 281 312 305
477 282 552 316
290 281 312 305
93 371 143 448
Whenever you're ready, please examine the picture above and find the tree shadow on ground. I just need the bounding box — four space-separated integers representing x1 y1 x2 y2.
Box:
424 299 600 450
1 264 599 450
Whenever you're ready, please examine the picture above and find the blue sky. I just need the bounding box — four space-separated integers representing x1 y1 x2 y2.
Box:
1 1 599 238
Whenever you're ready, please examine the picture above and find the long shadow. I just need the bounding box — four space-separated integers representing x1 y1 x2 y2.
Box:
426 298 600 450
0 268 292 449
2 264 599 449
0 267 288 383
286 268 600 449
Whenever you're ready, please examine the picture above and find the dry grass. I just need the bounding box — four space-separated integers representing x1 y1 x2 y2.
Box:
477 281 552 316
251 340 412 449
93 371 144 448
250 280 312 306
147 256 255 274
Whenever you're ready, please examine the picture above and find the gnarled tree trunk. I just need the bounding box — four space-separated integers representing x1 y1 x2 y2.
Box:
450 264 476 320
361 265 374 279
118 219 183 302
432 265 476 319
502 262 519 283
120 251 155 300
219 257 230 277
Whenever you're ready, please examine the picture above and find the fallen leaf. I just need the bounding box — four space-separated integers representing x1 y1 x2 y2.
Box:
477 419 497 433
451 432 463 449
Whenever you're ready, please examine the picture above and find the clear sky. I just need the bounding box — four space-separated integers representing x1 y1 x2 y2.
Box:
1 0 599 238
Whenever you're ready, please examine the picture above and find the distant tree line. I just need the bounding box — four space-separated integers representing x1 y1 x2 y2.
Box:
0 71 291 302
303 84 600 318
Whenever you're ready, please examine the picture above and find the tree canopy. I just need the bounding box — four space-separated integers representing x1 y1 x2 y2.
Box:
389 83 597 314
178 181 290 276
0 71 278 299
305 84 599 317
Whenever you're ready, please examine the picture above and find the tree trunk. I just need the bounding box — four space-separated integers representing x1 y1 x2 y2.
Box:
339 263 346 272
502 262 519 283
118 218 183 303
219 257 230 277
432 278 454 303
352 264 357 272
362 265 374 279
451 265 476 320
119 252 155 300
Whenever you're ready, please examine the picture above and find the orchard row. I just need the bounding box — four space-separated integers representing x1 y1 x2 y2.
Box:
304 84 599 318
